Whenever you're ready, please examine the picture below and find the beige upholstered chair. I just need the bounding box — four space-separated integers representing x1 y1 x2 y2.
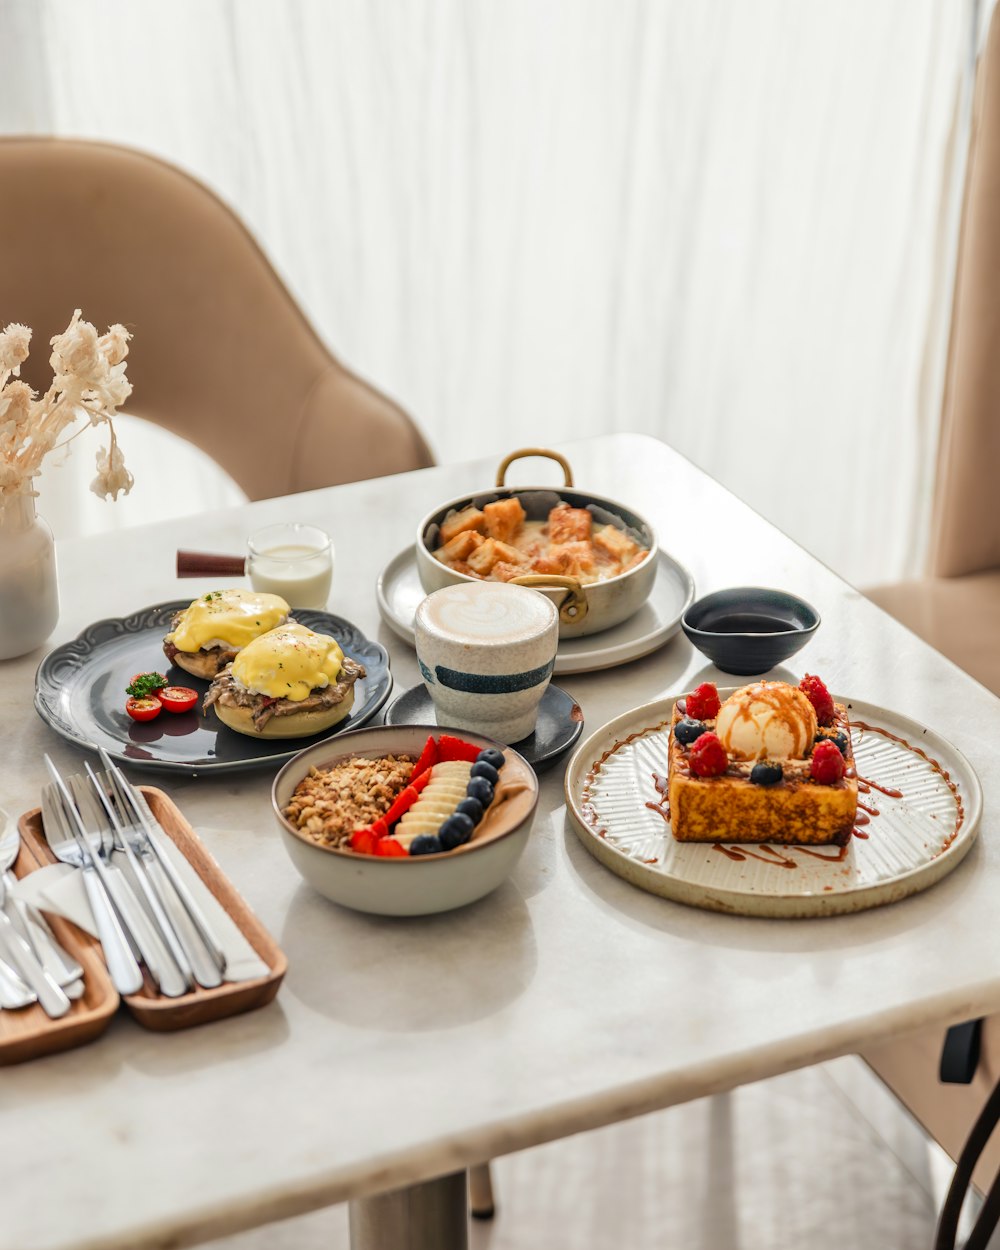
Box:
861 6 1000 1192
0 137 434 499
864 10 1000 698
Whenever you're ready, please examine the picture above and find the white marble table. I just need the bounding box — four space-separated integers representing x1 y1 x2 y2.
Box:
1 432 997 1250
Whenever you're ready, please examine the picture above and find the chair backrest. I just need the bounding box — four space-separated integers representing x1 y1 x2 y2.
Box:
0 137 434 500
929 11 1000 578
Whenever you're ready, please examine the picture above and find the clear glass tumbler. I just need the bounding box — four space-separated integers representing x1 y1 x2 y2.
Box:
246 522 333 609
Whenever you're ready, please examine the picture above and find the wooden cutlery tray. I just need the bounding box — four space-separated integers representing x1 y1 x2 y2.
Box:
1 787 286 1065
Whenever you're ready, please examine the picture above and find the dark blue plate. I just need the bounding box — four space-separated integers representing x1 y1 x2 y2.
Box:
382 683 583 771
34 602 392 776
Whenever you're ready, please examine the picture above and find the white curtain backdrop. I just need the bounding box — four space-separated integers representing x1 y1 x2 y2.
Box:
0 0 988 588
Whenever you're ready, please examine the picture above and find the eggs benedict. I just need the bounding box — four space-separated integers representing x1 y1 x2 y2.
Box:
163 589 291 680
203 622 365 737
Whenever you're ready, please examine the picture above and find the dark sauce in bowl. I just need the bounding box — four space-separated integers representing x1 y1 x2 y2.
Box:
681 588 820 674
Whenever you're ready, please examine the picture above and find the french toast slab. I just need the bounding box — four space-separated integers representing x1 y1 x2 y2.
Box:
667 696 858 845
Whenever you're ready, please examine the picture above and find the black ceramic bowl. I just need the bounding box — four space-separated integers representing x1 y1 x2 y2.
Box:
680 587 820 675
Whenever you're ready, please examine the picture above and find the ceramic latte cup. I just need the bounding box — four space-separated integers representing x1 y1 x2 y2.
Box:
414 582 559 743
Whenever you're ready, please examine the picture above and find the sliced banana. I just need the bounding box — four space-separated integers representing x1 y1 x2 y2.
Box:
397 762 474 843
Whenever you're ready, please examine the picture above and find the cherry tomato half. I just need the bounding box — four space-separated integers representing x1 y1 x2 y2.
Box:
157 686 198 714
126 696 162 722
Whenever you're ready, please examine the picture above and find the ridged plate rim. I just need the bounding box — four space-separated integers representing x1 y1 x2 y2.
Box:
564 693 983 918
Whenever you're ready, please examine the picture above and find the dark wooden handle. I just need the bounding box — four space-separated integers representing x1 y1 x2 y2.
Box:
176 550 246 578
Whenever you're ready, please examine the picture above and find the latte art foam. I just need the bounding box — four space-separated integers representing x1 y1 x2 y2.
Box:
417 582 557 644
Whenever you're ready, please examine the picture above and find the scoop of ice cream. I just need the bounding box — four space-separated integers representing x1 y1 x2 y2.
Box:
714 681 818 760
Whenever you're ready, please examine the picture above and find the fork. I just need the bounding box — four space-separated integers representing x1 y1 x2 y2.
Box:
41 762 143 996
78 766 191 998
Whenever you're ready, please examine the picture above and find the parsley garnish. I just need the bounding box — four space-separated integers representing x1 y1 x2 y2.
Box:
126 672 167 698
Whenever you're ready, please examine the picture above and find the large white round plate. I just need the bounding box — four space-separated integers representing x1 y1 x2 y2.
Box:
375 545 695 676
564 694 983 918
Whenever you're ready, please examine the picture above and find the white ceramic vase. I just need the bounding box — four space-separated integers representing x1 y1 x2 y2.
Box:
0 491 59 661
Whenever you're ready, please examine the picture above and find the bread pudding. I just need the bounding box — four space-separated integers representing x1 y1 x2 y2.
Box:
667 676 857 844
432 497 648 585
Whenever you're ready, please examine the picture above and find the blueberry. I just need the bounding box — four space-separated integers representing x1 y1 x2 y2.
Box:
409 835 442 856
456 796 484 825
827 731 849 757
470 760 500 785
466 776 495 806
438 813 475 850
476 747 505 770
675 718 708 746
750 761 783 787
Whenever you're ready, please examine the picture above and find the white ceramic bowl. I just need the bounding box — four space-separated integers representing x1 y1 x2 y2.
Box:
271 724 538 916
414 448 658 639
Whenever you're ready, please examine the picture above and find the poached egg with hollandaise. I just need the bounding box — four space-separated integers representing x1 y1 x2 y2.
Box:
203 621 366 737
163 588 290 680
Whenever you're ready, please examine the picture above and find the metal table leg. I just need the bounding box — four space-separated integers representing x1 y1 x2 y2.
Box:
349 1170 468 1250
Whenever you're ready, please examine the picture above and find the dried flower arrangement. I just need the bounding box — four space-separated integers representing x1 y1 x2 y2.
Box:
0 310 134 502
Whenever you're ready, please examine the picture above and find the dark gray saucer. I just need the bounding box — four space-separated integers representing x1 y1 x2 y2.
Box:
383 684 583 771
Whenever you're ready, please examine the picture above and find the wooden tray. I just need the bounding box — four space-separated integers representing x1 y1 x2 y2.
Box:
0 832 118 1067
8 786 286 1055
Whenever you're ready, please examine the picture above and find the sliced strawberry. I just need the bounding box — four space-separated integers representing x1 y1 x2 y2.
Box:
374 837 408 857
380 770 433 827
411 734 439 778
437 734 483 764
349 827 382 855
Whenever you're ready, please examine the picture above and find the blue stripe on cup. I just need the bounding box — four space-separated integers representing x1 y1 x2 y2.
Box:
433 659 555 694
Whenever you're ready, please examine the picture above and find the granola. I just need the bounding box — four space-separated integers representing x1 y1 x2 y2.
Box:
284 754 414 848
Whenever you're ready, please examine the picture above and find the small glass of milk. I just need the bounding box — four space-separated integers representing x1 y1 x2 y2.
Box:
246 522 333 609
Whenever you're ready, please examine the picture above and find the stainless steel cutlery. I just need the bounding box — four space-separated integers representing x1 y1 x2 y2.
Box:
1 755 230 1014
97 750 227 985
42 753 226 996
41 758 144 996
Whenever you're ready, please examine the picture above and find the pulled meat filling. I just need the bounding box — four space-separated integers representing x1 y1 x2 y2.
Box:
204 656 366 730
163 637 237 667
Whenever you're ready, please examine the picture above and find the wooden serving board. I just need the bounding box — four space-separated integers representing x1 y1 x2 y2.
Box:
6 786 286 1059
120 787 287 1031
0 831 118 1067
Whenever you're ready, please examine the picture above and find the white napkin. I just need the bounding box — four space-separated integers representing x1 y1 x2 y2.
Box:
12 827 270 984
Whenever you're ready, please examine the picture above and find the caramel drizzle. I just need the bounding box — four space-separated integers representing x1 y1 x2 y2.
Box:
644 770 671 823
855 775 903 800
712 844 797 869
581 719 672 837
853 720 965 847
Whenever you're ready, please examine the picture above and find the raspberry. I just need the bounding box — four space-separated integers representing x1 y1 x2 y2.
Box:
800 674 835 726
688 732 728 777
810 739 845 784
686 682 721 721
